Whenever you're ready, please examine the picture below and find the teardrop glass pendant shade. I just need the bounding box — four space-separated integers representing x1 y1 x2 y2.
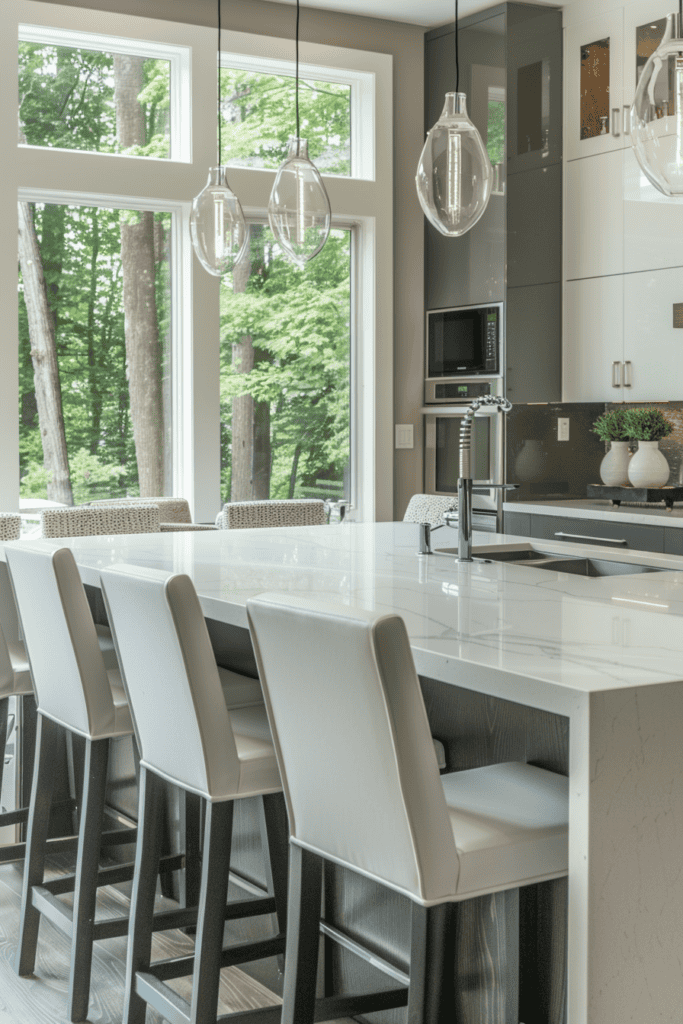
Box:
190 167 248 276
268 138 332 267
631 14 683 197
416 92 493 236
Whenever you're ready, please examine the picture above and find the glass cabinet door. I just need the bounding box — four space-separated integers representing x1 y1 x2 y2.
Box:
623 0 678 122
567 12 624 160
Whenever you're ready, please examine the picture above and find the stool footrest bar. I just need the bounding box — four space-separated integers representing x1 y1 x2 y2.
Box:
32 887 73 935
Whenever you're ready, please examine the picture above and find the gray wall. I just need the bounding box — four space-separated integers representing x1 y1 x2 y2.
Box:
40 0 426 520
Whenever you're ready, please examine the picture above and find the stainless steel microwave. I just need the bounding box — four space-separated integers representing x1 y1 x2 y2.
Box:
425 302 503 404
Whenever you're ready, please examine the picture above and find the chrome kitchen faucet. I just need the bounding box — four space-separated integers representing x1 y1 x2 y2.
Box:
456 396 513 562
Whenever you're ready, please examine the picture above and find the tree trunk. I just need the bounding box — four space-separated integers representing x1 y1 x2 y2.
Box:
18 200 74 505
230 242 255 502
114 54 164 497
230 226 272 501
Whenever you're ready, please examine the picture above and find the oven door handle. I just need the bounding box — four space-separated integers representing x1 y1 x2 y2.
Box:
471 484 519 492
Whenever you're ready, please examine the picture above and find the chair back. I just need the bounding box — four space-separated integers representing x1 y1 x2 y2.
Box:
41 504 160 538
0 514 21 542
247 594 458 903
219 500 326 530
403 494 457 527
5 545 116 736
90 497 192 524
100 564 240 799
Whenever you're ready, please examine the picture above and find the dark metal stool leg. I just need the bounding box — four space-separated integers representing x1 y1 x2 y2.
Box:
15 713 60 977
180 789 202 910
407 902 457 1024
281 845 323 1024
0 697 9 802
259 791 289 935
67 737 110 1023
123 765 165 1024
190 798 234 1024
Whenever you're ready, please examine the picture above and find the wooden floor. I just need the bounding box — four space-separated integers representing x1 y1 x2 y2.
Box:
0 858 352 1024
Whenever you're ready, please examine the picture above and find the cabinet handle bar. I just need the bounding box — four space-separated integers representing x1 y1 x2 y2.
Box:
554 531 628 546
612 361 622 388
623 104 631 135
611 108 621 137
624 360 632 387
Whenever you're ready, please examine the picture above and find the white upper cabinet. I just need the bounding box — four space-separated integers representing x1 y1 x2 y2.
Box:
563 276 624 403
566 12 624 161
623 267 683 402
624 147 683 273
565 149 624 280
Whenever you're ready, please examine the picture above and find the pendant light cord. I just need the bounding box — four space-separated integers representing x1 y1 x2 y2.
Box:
296 0 301 155
455 0 459 95
218 0 222 164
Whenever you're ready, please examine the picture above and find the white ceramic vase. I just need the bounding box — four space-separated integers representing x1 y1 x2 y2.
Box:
627 440 670 488
599 441 631 486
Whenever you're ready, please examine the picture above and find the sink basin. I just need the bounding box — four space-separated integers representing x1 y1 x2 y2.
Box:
434 545 671 577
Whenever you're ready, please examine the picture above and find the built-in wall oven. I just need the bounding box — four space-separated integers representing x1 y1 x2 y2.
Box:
423 379 506 532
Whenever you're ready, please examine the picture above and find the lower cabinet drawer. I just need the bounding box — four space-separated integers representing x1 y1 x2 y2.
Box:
528 515 665 553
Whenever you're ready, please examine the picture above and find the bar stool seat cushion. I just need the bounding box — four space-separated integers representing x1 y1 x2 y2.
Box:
442 761 569 898
217 667 263 709
229 704 281 796
4 640 32 696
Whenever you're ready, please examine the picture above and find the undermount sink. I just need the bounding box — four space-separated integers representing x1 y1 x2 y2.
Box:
433 545 672 578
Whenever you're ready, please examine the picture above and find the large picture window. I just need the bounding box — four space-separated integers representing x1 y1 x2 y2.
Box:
220 225 350 505
18 201 172 505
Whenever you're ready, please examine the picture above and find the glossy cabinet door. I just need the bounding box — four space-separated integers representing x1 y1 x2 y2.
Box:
623 267 683 401
566 12 624 160
565 149 624 280
622 0 678 120
623 145 683 274
563 276 624 402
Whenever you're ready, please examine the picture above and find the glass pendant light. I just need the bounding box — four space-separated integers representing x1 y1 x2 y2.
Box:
631 5 683 197
190 0 247 276
268 0 331 268
416 0 493 236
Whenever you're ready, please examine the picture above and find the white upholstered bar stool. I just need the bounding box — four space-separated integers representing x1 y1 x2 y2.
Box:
216 499 326 530
99 563 288 1024
247 594 570 1024
5 544 222 1022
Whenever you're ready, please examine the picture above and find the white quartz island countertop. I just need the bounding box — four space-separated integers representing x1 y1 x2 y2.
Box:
5 522 683 1024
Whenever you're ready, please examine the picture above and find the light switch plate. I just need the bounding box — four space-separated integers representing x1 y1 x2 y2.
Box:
395 424 414 449
557 417 570 442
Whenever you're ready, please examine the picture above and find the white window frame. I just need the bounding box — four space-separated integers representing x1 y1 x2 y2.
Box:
1 1 393 524
19 23 192 163
221 50 375 181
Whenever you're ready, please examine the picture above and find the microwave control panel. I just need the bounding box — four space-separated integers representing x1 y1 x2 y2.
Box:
485 312 498 372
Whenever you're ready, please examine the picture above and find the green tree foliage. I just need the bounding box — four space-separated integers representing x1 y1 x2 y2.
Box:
220 68 350 175
220 229 350 502
487 100 505 166
19 41 170 156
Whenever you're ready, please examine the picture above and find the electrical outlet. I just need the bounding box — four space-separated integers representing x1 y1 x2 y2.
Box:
557 417 570 442
395 424 414 449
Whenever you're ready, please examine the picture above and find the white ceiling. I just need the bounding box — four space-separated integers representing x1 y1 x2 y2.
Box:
264 0 566 29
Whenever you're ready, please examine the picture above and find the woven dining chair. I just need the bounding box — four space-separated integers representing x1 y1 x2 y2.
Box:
41 504 160 538
217 499 327 531
90 497 192 524
403 494 457 528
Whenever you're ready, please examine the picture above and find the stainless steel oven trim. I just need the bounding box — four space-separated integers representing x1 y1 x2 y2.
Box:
425 301 504 382
423 406 506 520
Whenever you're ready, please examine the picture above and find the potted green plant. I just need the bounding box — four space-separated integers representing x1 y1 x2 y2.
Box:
591 409 632 486
622 408 672 488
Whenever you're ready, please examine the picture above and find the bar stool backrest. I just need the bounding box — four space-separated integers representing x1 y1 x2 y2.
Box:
247 593 459 904
41 504 160 538
218 499 326 530
5 545 115 737
100 563 240 799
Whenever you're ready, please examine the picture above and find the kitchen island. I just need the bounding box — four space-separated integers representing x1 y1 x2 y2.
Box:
5 522 683 1024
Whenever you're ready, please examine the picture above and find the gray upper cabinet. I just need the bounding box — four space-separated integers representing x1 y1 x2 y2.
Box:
424 2 562 404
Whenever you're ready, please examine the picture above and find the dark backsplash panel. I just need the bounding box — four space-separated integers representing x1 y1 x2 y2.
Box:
506 402 605 500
